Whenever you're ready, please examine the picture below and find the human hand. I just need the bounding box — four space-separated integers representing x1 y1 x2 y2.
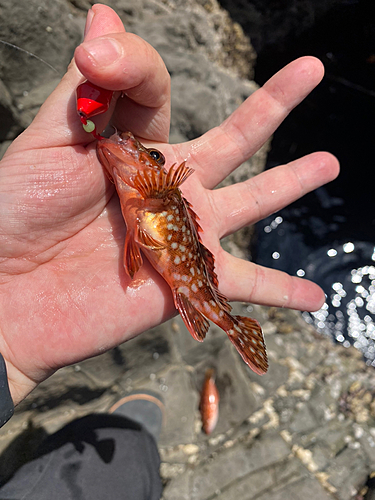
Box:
0 4 339 405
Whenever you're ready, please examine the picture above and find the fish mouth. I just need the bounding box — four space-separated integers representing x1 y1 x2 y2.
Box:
96 138 116 174
96 132 144 178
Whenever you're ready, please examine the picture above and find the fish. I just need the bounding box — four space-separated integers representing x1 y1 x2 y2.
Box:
97 131 268 375
200 368 219 434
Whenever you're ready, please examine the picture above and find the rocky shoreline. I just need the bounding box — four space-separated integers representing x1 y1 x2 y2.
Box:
1 1 374 498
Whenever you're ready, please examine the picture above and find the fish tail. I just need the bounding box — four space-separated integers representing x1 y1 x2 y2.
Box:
225 316 268 375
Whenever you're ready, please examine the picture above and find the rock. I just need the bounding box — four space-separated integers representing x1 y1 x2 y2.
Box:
0 0 83 97
0 79 22 141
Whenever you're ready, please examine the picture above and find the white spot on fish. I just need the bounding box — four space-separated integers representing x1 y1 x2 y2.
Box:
167 234 173 241
161 211 168 217
176 216 180 221
234 324 241 333
211 312 219 321
181 255 186 262
179 245 186 252
167 214 174 221
173 273 181 280
219 310 224 317
190 267 195 276
251 338 257 344
228 329 234 336
181 225 186 232
178 286 189 294
188 252 193 259
191 284 198 292
173 225 179 231
210 300 216 307
171 242 178 249
167 223 174 230
198 280 203 287
250 347 255 354
182 275 189 282
203 301 211 312
174 256 181 265
175 209 179 214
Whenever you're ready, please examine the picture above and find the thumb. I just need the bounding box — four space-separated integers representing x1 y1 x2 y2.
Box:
21 4 125 148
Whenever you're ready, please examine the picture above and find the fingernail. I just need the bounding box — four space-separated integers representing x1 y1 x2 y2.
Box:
83 8 95 39
82 38 122 67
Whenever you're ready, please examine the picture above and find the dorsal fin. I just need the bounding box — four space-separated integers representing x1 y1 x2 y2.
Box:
132 162 194 199
183 197 203 235
181 196 231 313
199 243 232 313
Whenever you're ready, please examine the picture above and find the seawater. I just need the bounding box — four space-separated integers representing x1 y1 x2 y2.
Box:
253 1 375 363
254 206 375 365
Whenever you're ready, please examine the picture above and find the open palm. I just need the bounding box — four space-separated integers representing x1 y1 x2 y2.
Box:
0 5 339 405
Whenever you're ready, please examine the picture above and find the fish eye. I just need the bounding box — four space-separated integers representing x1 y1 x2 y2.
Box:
148 148 165 166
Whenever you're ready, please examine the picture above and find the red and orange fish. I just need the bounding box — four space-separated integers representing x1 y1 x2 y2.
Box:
200 368 220 434
97 132 268 375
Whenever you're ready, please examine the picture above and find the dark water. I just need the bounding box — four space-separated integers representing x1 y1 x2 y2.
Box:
251 1 375 362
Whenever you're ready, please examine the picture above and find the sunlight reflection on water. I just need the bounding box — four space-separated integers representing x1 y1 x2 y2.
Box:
255 214 375 364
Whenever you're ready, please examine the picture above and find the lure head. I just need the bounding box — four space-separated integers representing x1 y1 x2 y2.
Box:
76 81 113 121
76 81 114 139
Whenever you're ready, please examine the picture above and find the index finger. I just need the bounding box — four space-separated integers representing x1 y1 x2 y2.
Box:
177 57 325 188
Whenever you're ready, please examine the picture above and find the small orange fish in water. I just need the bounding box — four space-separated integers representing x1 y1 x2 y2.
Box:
200 368 219 434
97 132 268 375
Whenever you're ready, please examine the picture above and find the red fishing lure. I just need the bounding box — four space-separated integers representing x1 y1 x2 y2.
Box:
76 80 113 139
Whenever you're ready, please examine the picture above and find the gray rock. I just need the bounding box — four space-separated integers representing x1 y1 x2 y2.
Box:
0 0 83 97
0 79 22 141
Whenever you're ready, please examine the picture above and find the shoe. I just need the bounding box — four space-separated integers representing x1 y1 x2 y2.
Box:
109 390 165 442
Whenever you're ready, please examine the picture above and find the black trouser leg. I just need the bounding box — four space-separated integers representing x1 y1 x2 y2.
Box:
0 414 162 500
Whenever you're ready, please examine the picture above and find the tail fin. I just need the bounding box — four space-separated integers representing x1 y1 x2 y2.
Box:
226 316 268 375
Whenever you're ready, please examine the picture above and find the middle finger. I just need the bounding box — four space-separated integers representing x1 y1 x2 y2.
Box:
213 152 339 239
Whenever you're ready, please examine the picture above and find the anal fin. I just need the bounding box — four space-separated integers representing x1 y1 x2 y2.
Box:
174 292 210 342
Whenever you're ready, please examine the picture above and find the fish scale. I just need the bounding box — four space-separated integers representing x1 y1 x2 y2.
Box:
97 131 268 375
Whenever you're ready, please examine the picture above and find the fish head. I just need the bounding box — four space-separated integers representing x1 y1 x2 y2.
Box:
96 131 165 180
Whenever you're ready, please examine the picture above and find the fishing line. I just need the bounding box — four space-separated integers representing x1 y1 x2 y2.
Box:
0 40 60 75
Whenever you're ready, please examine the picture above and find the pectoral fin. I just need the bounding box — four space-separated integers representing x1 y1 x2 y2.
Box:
137 227 166 250
124 230 143 279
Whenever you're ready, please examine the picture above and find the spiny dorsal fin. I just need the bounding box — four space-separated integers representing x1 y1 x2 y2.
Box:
132 162 194 199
